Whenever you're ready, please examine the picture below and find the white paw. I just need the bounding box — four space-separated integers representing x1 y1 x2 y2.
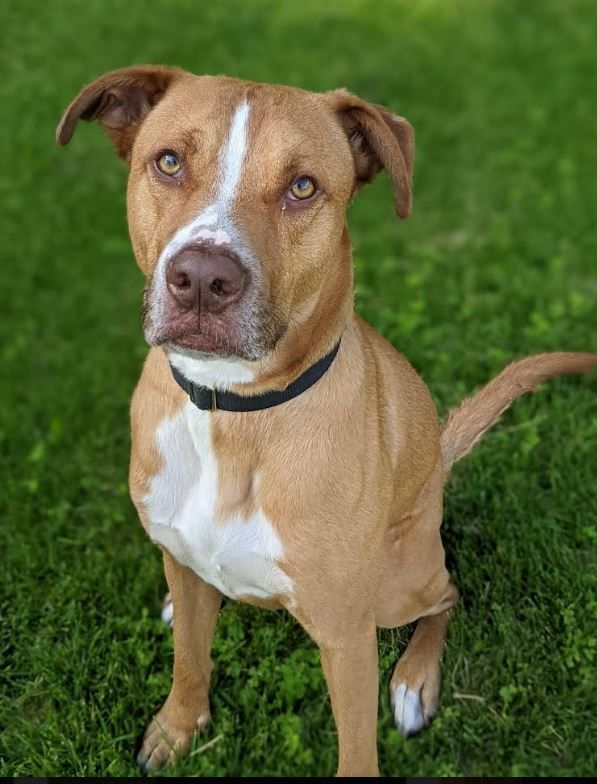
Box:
161 593 173 626
391 683 428 737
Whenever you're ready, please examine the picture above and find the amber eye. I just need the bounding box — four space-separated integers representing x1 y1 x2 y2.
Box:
289 176 316 200
156 152 181 176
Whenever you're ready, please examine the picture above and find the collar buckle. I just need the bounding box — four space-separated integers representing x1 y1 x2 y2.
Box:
187 381 197 405
187 381 217 411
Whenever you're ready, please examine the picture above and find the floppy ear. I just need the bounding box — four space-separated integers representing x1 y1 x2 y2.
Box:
56 65 183 161
328 89 415 219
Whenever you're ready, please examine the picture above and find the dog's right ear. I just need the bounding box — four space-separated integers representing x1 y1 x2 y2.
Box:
56 65 183 161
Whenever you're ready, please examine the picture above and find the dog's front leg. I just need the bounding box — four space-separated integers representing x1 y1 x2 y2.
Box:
137 550 222 772
319 621 380 777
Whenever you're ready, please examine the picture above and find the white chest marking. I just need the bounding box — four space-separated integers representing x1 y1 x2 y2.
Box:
144 403 293 601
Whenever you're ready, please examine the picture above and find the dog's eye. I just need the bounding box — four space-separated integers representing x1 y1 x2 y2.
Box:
156 152 181 176
289 176 316 201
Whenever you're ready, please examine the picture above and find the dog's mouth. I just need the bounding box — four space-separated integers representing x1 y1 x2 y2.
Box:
156 319 287 362
142 281 289 361
164 329 235 355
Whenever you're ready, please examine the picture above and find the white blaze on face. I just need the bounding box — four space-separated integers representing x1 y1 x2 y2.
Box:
153 98 251 278
219 100 250 206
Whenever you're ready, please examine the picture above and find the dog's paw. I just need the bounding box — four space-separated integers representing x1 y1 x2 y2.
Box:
136 711 209 772
390 682 431 737
161 592 173 627
390 655 441 738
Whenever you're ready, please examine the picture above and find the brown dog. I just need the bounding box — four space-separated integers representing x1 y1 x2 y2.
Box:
57 66 596 777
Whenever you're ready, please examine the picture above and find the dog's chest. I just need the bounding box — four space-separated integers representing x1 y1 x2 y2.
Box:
144 403 293 601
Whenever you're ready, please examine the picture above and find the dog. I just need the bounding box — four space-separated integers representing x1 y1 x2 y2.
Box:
57 66 596 777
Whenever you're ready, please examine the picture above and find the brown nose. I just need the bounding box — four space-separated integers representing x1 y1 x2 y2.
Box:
166 248 247 314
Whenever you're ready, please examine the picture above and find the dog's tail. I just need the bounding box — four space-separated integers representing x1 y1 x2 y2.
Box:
440 352 597 475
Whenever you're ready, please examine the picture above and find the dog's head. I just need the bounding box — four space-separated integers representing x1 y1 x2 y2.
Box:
57 66 413 365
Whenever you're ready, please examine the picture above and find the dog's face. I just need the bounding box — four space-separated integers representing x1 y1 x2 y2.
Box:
58 67 414 362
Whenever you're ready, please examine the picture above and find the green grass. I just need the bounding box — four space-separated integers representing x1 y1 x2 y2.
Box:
1 0 596 776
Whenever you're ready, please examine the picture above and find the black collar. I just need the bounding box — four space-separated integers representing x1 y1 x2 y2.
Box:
169 340 341 412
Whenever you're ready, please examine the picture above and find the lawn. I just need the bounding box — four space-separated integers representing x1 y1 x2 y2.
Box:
1 0 596 777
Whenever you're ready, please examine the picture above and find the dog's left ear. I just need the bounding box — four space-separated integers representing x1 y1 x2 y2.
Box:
328 89 414 218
